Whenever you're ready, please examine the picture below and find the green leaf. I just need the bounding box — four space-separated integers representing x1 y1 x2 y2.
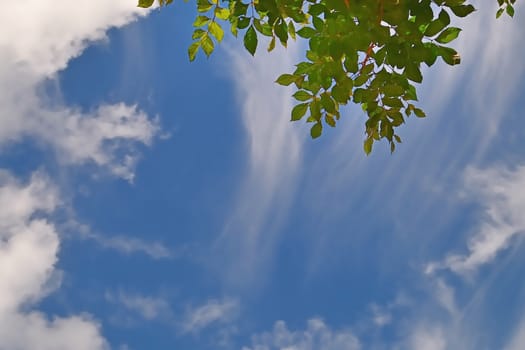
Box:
414 107 426 118
293 90 312 101
192 29 206 40
201 35 214 56
237 17 250 29
197 1 213 12
309 3 326 16
244 25 258 56
332 84 351 104
383 97 404 108
325 114 336 127
267 36 276 52
188 41 200 61
363 137 373 155
291 103 309 121
276 74 297 86
435 27 461 44
215 7 230 20
197 0 213 12
274 19 289 46
450 4 476 17
438 46 461 65
288 21 296 40
193 16 210 27
320 93 336 114
310 122 323 138
506 5 515 17
297 27 316 39
424 9 450 37
405 63 423 83
405 84 418 101
312 16 324 31
138 0 155 8
496 7 505 18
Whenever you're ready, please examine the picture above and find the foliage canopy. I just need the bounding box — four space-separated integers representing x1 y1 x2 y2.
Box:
138 0 516 154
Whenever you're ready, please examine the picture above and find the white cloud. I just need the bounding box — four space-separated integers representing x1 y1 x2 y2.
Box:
105 291 171 321
370 304 392 327
0 1 158 348
181 298 239 334
70 221 173 259
91 233 173 259
0 0 158 181
427 165 525 276
0 313 107 350
215 41 304 288
409 327 446 350
242 318 360 350
421 2 525 156
0 171 108 349
0 0 146 77
505 317 525 350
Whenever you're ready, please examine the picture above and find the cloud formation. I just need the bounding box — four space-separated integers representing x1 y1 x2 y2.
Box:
105 291 171 321
0 172 108 350
216 42 304 288
242 318 360 350
0 0 158 181
427 165 525 276
181 298 239 334
0 1 159 348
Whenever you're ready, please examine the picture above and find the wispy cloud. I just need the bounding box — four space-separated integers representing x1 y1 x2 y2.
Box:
408 326 446 350
427 164 525 276
213 42 304 289
504 316 525 350
180 298 239 334
90 233 173 259
297 1 525 278
69 221 174 259
105 291 171 321
421 2 525 158
242 318 360 350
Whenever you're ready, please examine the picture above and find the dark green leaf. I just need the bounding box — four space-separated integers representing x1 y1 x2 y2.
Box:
244 25 258 55
450 4 476 17
297 27 316 39
405 63 423 83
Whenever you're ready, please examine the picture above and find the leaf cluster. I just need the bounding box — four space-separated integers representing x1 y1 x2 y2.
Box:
138 0 514 154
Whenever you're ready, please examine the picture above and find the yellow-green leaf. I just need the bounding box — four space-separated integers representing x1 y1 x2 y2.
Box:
436 27 461 44
209 21 224 42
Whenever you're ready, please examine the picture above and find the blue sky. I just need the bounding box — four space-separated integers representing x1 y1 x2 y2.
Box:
1 1 524 349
